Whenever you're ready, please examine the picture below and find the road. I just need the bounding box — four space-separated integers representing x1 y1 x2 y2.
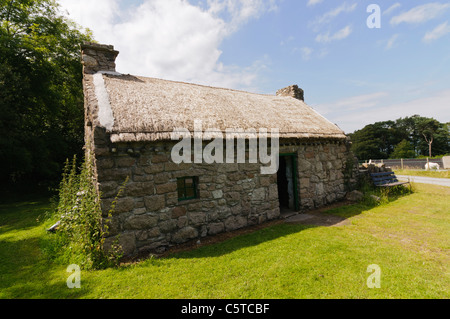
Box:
396 175 450 187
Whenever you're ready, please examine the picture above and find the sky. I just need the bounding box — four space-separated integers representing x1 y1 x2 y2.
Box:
57 0 450 133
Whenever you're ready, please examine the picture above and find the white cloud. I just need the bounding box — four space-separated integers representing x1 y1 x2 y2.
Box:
207 0 279 32
57 0 277 90
385 34 400 50
311 2 357 29
316 92 389 115
307 0 323 7
315 89 450 133
423 21 450 42
391 3 450 25
299 47 313 60
280 35 295 46
383 3 401 15
315 25 352 43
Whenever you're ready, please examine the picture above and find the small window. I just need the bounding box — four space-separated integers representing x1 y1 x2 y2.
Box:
177 177 199 201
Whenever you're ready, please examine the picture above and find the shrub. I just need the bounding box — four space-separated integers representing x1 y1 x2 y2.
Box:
45 153 126 269
356 174 413 208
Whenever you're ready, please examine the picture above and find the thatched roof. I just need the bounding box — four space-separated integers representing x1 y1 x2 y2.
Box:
84 72 346 143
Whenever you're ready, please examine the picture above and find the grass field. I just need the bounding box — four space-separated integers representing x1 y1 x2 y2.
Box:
0 183 449 299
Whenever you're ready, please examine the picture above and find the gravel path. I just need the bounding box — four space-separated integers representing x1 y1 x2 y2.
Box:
396 175 450 187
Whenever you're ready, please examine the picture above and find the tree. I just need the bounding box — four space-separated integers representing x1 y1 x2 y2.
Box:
349 121 401 160
415 117 440 157
0 0 93 184
389 140 415 159
350 115 450 160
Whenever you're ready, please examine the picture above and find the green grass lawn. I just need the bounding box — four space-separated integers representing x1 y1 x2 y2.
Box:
1 184 449 299
394 169 449 179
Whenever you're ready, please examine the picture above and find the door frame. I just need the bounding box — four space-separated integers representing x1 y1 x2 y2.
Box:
279 153 300 211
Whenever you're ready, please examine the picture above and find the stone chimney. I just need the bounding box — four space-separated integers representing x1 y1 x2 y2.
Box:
276 85 304 101
81 42 119 74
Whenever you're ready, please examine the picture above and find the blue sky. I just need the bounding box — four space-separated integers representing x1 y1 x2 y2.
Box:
58 0 450 133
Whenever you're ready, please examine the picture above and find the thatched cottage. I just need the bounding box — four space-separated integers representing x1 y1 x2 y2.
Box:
81 43 357 257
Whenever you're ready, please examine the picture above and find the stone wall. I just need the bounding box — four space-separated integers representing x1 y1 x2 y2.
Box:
96 140 280 256
91 136 354 257
441 156 450 169
276 85 304 101
278 141 354 211
81 42 119 74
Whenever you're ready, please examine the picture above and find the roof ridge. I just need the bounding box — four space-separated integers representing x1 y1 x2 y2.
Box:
105 73 296 99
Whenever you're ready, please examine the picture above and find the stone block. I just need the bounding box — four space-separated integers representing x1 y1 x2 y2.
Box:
268 184 279 200
305 151 315 159
102 216 120 236
224 215 247 231
98 181 119 198
151 154 169 163
97 157 115 169
259 176 271 187
116 156 136 168
124 182 155 197
97 168 130 182
316 182 325 196
104 232 135 257
346 190 363 202
156 182 177 194
144 195 165 211
267 208 280 220
159 220 177 233
124 214 158 230
165 162 191 171
189 212 207 225
208 223 224 235
224 191 240 204
177 216 188 228
103 197 134 215
154 172 171 184
172 206 187 218
298 159 312 172
136 227 160 241
212 190 223 199
299 178 310 189
144 163 165 174
172 227 198 244
251 187 266 201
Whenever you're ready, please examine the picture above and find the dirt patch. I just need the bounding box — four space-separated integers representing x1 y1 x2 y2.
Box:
285 201 352 227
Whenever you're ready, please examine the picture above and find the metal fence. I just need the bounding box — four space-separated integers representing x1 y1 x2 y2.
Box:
359 158 444 169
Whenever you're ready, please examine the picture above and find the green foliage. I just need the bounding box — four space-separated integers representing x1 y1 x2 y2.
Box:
349 115 450 160
356 177 413 208
389 139 415 159
0 0 93 183
47 153 125 270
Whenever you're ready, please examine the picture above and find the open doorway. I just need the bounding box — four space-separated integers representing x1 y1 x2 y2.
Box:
277 154 299 216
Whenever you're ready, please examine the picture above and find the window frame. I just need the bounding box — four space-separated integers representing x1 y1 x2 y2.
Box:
177 176 199 201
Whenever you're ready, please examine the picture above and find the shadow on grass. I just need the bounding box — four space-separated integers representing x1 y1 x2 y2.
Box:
0 196 92 299
0 235 88 299
159 186 414 261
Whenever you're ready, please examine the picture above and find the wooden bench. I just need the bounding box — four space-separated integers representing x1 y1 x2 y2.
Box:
370 172 410 187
